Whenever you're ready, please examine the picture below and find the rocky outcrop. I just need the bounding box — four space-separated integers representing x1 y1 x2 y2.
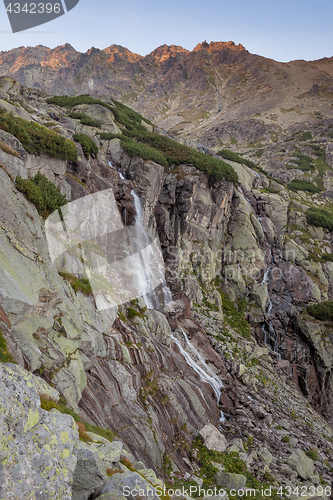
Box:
0 363 78 500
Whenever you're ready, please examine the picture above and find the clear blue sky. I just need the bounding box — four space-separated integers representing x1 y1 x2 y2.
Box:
0 0 332 62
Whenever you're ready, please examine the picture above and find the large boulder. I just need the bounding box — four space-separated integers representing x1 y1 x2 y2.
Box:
199 424 227 452
215 471 247 489
100 471 160 499
287 449 314 480
0 364 78 500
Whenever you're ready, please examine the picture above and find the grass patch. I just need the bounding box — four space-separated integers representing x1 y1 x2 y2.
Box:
306 207 333 231
287 179 321 193
305 449 318 461
58 272 92 295
16 172 67 218
73 133 98 159
307 301 333 321
0 139 21 158
0 329 15 363
0 108 77 160
40 395 117 441
261 186 280 194
191 436 277 496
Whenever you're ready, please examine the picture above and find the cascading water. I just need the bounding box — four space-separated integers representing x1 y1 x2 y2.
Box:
255 217 281 358
171 329 225 423
117 171 174 310
131 189 160 309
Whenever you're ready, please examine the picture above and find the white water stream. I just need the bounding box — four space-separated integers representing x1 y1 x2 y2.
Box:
255 217 281 359
171 329 225 423
118 171 173 310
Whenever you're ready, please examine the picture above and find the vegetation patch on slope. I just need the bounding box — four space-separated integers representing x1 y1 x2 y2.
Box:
58 272 92 295
306 207 333 231
48 94 237 183
40 395 116 442
69 111 101 128
73 133 98 159
216 148 257 169
287 153 314 172
287 179 321 193
0 330 15 363
307 301 333 321
16 172 67 218
0 108 77 160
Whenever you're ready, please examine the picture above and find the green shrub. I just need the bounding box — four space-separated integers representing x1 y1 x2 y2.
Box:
48 94 237 184
219 292 251 338
127 307 142 320
305 449 318 461
262 186 280 194
99 132 123 141
16 172 67 217
0 329 15 363
0 108 77 160
121 137 168 167
308 252 333 263
73 133 98 159
47 95 151 125
306 207 333 231
287 179 321 193
134 132 238 183
58 272 92 295
69 112 101 128
307 301 333 321
216 149 257 169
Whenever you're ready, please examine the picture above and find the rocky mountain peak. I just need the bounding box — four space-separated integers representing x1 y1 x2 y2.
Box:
193 40 247 53
102 44 143 63
149 43 190 62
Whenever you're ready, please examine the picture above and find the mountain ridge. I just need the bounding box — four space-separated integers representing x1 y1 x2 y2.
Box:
1 40 333 147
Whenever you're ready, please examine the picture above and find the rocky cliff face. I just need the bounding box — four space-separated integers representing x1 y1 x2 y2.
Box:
0 77 333 499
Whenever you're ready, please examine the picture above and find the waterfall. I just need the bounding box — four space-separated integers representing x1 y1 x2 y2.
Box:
171 329 225 423
130 189 160 309
261 265 272 285
162 280 173 309
131 188 173 310
116 171 174 310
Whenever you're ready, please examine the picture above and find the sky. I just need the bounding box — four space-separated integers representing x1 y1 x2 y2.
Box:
0 0 332 62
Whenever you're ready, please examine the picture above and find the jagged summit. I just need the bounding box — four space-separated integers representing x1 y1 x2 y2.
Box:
193 40 247 52
149 44 189 62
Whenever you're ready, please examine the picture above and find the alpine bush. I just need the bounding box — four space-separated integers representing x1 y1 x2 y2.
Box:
0 108 77 160
16 172 67 217
307 301 333 321
306 207 333 231
287 179 321 193
73 133 98 159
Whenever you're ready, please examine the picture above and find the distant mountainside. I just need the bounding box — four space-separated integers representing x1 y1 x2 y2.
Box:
1 41 333 147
